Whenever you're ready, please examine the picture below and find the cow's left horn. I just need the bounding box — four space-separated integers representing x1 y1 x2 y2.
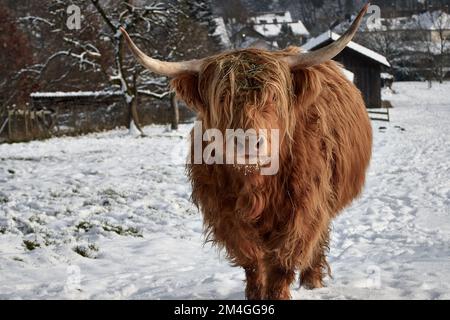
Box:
120 27 203 77
283 3 369 69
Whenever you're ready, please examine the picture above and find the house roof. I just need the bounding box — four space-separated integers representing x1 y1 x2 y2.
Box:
248 39 278 50
250 12 294 24
253 21 309 37
303 31 391 67
213 17 232 48
250 11 309 37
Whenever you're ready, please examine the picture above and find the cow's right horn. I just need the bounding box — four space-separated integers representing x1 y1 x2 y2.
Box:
283 3 369 69
120 27 203 77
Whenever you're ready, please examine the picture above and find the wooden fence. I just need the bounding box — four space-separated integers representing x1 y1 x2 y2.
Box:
368 108 390 122
0 92 195 143
0 109 56 143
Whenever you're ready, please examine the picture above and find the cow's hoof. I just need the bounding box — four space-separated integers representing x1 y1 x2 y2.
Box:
301 278 324 290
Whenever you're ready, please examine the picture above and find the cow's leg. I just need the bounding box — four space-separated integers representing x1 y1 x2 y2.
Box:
300 250 329 289
244 262 266 300
215 224 266 300
300 230 331 289
238 245 265 300
265 258 296 300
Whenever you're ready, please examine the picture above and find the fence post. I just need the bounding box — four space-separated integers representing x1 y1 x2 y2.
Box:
170 91 179 131
71 105 77 135
24 109 29 139
7 112 10 141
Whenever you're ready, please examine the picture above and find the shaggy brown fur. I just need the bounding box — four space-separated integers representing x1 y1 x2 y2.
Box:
171 47 372 300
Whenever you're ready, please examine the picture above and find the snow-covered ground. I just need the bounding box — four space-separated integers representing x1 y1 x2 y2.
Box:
0 82 449 300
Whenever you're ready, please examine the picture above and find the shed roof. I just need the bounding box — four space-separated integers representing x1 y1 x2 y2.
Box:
30 91 122 98
303 31 391 67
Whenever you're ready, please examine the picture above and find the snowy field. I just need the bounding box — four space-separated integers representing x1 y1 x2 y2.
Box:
0 81 449 300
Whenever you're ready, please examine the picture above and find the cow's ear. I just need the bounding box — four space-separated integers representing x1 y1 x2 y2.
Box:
291 66 323 109
170 73 204 113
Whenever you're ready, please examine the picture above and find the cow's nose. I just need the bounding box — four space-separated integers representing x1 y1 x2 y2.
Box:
236 135 266 155
256 135 266 150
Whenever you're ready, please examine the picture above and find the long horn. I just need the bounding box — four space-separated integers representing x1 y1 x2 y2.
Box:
283 3 369 69
120 27 203 77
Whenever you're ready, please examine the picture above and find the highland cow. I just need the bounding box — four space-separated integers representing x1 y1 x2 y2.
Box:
121 4 373 300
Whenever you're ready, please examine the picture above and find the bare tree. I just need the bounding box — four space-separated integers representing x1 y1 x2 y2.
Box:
163 0 221 60
416 10 450 84
277 23 299 48
15 0 172 135
90 0 174 135
0 4 35 112
15 1 106 93
218 0 249 24
356 20 402 75
12 0 221 135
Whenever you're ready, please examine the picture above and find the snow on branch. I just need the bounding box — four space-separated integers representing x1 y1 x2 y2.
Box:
137 90 170 99
63 37 101 58
18 50 100 83
18 16 55 27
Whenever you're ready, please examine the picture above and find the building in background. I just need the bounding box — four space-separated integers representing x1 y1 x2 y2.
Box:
304 31 391 109
219 11 310 49
249 11 310 44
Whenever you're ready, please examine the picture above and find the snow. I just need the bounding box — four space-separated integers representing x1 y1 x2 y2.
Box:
289 21 309 36
213 17 232 48
1 81 450 299
254 21 309 37
366 11 450 31
251 12 294 25
340 68 354 82
30 91 122 98
381 73 394 80
303 31 391 67
413 11 450 30
250 11 309 37
128 120 141 137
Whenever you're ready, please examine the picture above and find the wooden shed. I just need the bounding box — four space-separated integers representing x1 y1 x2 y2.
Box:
303 31 391 108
